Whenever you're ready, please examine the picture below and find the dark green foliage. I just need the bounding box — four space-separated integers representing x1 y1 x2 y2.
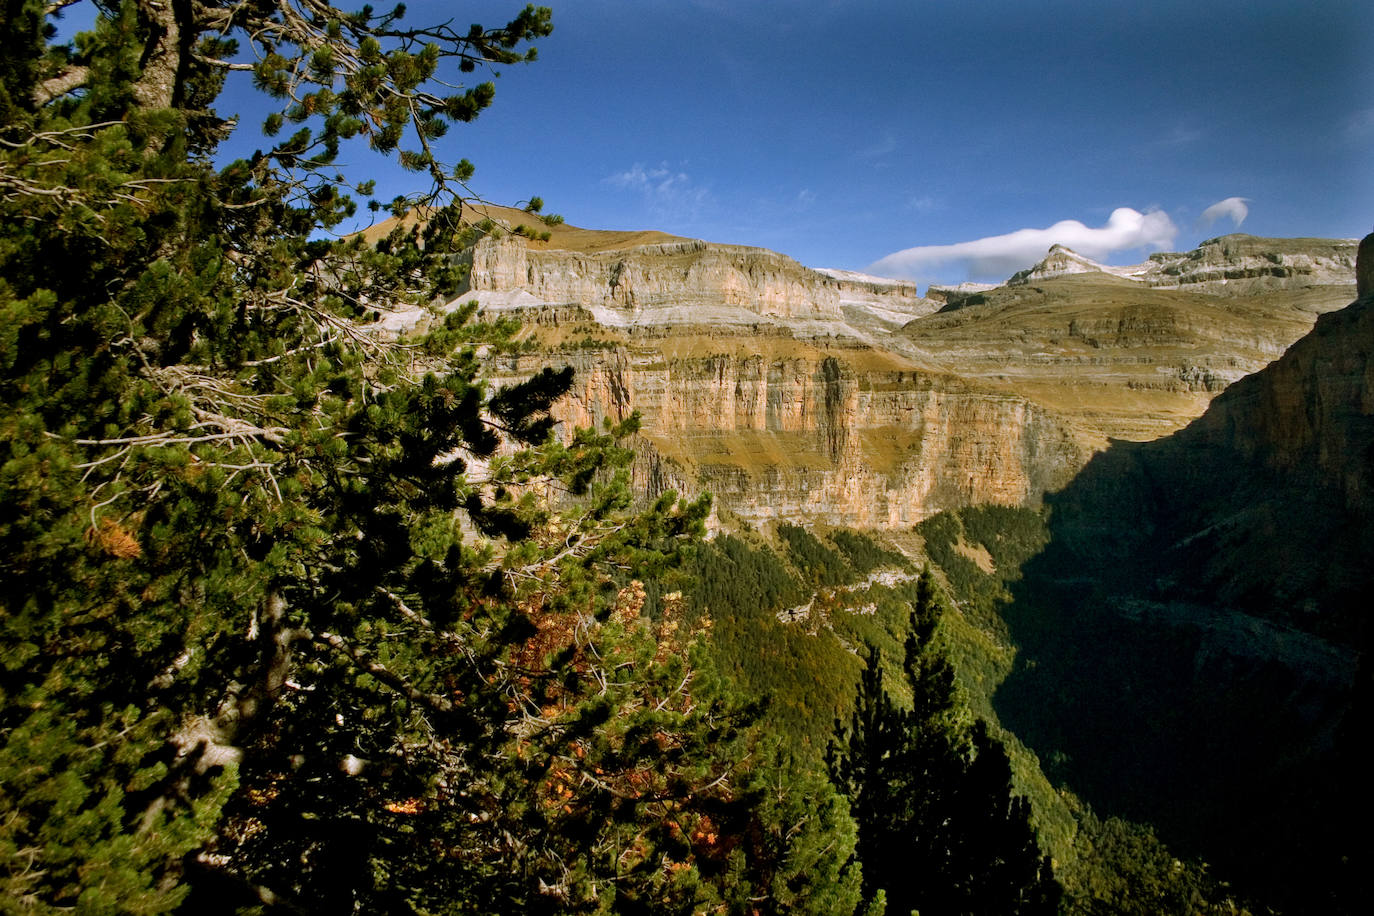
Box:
777 523 849 587
917 505 1049 635
682 535 857 753
830 529 909 577
1067 814 1248 915
828 574 1060 916
0 4 863 913
669 531 918 757
686 534 807 621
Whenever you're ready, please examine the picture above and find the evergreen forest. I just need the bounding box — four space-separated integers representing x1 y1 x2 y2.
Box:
0 3 1346 914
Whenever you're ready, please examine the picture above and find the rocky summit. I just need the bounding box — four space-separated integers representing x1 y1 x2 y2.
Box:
449 209 1355 527
383 206 1358 530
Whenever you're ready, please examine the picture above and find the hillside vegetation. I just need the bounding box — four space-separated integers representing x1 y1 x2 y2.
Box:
0 3 1080 913
4 4 1364 914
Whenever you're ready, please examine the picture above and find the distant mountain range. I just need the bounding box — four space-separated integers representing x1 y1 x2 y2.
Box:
374 206 1356 530
367 205 1372 913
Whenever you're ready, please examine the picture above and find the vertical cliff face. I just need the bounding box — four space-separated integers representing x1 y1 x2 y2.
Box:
460 234 937 328
499 344 1085 527
993 260 1374 908
1185 293 1374 510
461 226 1086 526
1136 234 1359 293
463 235 845 321
440 215 1355 530
1358 231 1374 298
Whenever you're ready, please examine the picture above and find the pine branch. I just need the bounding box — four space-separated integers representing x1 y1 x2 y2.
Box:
31 65 89 107
312 629 456 715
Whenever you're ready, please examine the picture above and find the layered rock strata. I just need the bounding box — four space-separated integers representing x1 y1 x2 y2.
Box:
493 345 1084 528
459 233 937 331
1001 234 1358 295
383 211 1359 529
1140 234 1358 293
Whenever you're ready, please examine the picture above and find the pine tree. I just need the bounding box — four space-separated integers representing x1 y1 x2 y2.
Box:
1 3 861 912
829 573 1060 916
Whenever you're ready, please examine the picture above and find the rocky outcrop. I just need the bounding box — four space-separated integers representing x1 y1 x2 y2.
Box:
435 216 1357 530
1007 244 1120 285
1183 294 1374 510
998 235 1358 296
495 345 1085 528
1358 231 1374 298
925 282 998 308
464 236 821 322
1028 274 1374 640
1136 234 1357 293
995 274 1374 905
459 233 941 333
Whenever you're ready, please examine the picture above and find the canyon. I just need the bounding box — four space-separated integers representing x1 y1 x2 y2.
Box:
414 206 1357 530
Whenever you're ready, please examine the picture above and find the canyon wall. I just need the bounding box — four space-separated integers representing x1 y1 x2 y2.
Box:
494 345 1085 528
1139 234 1357 293
1185 296 1374 510
460 234 933 328
449 222 1355 529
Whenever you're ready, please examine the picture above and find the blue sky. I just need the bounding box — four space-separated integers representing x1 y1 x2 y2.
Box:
211 0 1372 288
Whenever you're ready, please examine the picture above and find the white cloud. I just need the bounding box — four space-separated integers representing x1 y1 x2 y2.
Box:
856 133 898 161
1345 107 1374 139
1198 197 1249 230
907 195 941 214
867 207 1178 281
1156 124 1203 148
603 163 711 220
605 163 691 196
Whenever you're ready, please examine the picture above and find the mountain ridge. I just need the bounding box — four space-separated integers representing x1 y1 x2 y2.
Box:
988 251 1374 909
1000 233 1359 293
372 209 1356 529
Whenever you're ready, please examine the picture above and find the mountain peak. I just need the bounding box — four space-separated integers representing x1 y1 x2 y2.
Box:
1007 244 1118 285
1001 235 1357 293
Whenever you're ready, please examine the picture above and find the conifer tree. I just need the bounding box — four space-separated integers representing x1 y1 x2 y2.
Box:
1 3 860 912
829 574 1060 916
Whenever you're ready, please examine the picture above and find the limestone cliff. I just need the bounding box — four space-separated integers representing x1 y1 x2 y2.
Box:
1025 265 1374 641
1134 234 1357 293
1007 244 1123 285
388 212 1357 529
460 234 934 328
495 344 1084 528
993 266 1374 907
1185 292 1374 510
901 272 1354 444
1002 234 1357 295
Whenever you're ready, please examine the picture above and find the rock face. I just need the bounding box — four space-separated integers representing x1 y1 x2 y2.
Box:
1033 287 1374 640
901 272 1354 444
1001 234 1359 295
416 214 1358 529
1007 244 1120 285
993 272 1374 908
1358 230 1374 298
1135 234 1358 293
1186 293 1374 511
461 234 934 327
924 281 998 308
511 346 1083 527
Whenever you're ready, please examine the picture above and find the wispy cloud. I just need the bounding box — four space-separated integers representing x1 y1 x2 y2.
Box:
1344 107 1374 140
1158 124 1204 148
867 207 1178 282
1197 197 1250 230
907 195 942 214
855 133 898 161
603 163 712 221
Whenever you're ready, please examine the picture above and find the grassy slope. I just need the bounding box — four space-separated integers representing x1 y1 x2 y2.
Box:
902 274 1354 445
